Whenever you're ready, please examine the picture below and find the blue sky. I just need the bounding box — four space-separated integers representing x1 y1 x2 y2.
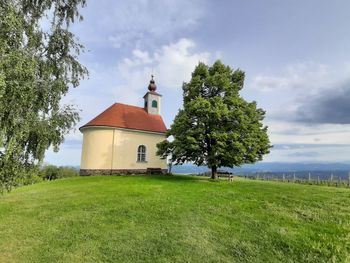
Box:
45 0 350 166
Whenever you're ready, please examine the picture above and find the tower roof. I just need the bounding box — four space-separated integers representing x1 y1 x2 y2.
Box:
80 103 167 133
148 75 157 91
143 90 162 98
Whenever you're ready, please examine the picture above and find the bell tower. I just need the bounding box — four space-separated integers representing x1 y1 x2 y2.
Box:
144 75 162 115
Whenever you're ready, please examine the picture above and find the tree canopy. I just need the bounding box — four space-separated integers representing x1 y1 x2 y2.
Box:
0 0 87 191
157 60 271 179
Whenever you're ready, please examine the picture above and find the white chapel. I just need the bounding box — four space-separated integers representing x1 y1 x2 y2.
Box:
79 76 168 175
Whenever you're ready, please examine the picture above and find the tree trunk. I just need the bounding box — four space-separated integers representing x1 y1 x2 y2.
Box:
211 165 218 179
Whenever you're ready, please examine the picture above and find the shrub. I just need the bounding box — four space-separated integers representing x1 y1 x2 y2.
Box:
40 165 78 181
18 167 43 186
58 167 79 178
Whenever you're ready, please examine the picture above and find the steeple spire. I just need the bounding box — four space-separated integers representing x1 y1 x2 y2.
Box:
148 74 157 91
144 75 162 115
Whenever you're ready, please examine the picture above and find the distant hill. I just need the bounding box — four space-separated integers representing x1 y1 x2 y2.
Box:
172 162 350 179
72 162 350 179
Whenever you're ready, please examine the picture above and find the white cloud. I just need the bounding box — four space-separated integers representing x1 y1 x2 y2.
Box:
251 62 330 92
265 145 350 163
154 39 210 88
245 62 350 162
65 38 209 122
132 50 152 64
266 120 350 145
247 62 350 121
78 0 206 49
114 38 210 104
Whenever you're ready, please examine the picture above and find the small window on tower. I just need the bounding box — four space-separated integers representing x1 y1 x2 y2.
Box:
152 100 157 108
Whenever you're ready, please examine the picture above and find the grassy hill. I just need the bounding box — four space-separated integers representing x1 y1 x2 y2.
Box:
0 175 349 263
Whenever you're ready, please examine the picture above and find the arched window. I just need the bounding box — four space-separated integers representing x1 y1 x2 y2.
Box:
137 145 146 162
152 100 158 108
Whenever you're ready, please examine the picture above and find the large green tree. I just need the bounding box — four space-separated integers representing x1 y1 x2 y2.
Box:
0 0 88 191
157 60 271 179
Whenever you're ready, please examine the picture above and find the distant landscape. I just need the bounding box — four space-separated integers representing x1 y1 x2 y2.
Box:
68 161 350 180
172 162 350 180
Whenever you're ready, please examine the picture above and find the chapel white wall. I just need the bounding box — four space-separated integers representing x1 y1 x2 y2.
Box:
80 127 167 170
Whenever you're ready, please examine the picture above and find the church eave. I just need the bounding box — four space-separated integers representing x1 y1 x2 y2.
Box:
79 125 167 135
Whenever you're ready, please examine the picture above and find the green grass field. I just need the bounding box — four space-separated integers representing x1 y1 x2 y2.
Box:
0 175 349 263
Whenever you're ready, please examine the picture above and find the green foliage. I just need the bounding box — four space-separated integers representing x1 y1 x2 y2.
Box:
0 176 349 262
157 60 271 179
58 166 79 178
0 1 87 192
16 166 42 186
40 165 78 180
40 165 60 180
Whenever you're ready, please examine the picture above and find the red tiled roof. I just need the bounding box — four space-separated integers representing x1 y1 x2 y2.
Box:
80 103 167 133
